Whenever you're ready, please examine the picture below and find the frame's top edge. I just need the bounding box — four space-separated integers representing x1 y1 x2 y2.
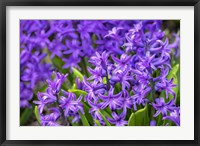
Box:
0 0 198 6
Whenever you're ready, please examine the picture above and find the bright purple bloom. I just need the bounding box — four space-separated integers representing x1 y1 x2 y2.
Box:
40 108 60 126
107 109 128 126
111 68 133 90
83 77 105 102
152 97 176 117
59 90 84 117
46 71 68 95
155 78 177 99
33 88 57 114
163 107 180 126
98 87 123 110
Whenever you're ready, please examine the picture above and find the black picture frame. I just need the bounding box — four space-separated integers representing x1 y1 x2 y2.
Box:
0 0 199 146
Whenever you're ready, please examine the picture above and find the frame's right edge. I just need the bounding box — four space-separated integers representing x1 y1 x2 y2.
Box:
194 1 199 145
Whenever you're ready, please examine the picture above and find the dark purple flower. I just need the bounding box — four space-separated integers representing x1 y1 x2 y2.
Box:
155 78 177 99
33 88 57 114
107 109 128 126
136 51 156 72
89 51 110 70
163 107 180 126
20 82 33 108
104 27 124 41
83 77 105 102
40 108 60 126
152 97 176 117
111 53 132 69
121 90 133 110
88 99 103 121
59 90 84 117
98 87 123 110
150 120 156 126
131 86 151 110
111 68 133 90
87 66 106 83
46 72 68 95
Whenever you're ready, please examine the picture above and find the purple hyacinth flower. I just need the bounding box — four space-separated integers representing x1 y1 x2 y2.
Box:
107 109 128 126
132 69 152 87
83 77 105 102
20 83 33 108
40 108 60 126
63 40 84 59
46 71 68 95
136 51 156 72
98 86 123 110
153 66 169 82
121 90 133 110
87 99 103 121
111 53 132 69
163 107 180 126
89 51 110 70
104 27 124 41
155 78 177 99
111 68 133 90
150 120 156 126
152 97 176 117
131 86 151 110
87 66 106 83
59 90 84 117
33 88 57 114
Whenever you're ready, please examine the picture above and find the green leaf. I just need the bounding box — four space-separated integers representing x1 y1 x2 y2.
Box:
34 106 41 125
78 111 90 126
156 113 163 126
52 56 65 72
68 89 87 96
98 110 111 126
128 113 136 126
81 101 94 125
72 68 84 81
20 108 33 126
95 120 101 126
128 105 149 126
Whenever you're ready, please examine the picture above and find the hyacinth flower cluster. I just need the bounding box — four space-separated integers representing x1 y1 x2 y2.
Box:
20 20 142 108
20 20 180 126
33 72 84 126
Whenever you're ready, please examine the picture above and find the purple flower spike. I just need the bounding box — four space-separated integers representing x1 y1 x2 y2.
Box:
46 71 68 95
111 53 132 69
99 87 123 110
83 77 105 102
87 66 106 83
107 109 128 126
89 51 110 70
152 97 176 117
40 108 60 126
59 90 84 117
111 68 133 90
163 107 180 126
155 78 177 99
33 88 57 114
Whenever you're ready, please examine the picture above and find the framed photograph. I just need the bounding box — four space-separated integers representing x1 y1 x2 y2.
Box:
0 0 199 145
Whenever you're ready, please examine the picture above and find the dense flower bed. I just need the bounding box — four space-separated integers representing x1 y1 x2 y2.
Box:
20 20 180 126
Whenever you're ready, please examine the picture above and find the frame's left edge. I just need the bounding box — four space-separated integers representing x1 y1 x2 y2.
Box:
0 1 7 146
